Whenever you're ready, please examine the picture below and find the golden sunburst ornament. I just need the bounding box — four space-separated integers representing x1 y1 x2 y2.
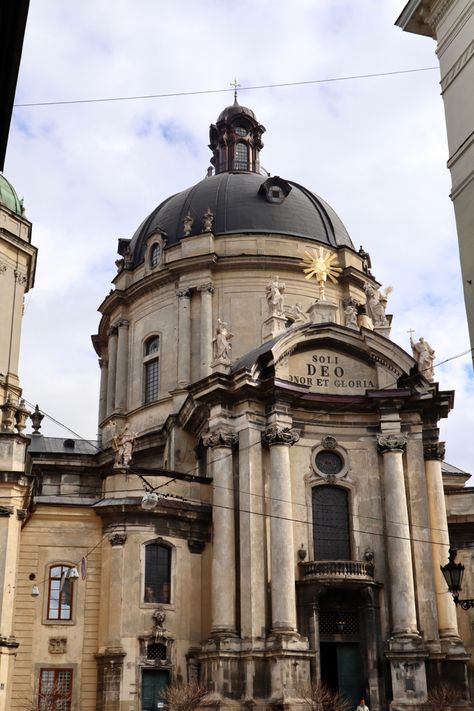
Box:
299 246 342 300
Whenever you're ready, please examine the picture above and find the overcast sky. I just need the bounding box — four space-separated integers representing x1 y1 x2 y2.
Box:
5 0 473 474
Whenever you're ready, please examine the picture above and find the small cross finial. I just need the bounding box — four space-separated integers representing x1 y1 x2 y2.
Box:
408 328 415 338
230 77 240 102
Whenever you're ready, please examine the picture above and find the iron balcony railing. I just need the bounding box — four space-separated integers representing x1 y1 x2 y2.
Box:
299 560 375 581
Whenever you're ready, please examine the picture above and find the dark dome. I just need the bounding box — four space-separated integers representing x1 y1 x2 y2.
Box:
217 100 256 123
129 172 353 267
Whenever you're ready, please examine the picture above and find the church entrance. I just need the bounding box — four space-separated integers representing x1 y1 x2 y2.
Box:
320 641 362 710
141 669 169 711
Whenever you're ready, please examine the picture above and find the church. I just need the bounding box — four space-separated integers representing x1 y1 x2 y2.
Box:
0 98 473 711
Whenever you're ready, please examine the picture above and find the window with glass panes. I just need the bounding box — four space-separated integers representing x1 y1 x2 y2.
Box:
234 142 248 170
144 336 159 404
312 486 350 560
144 543 171 603
47 565 73 620
149 243 161 268
38 668 73 711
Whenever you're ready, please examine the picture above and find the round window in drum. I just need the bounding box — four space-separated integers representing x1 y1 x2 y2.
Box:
314 449 344 476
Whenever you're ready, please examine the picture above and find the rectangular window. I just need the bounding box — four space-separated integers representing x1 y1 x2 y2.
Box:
312 486 350 560
144 359 159 403
144 544 171 603
39 668 73 711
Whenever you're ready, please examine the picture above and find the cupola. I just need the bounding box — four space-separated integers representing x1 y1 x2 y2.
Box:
209 90 265 175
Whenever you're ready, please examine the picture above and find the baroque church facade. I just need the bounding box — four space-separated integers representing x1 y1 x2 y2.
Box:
1 100 473 711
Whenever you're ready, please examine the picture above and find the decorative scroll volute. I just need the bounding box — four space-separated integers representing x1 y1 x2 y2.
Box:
423 441 446 461
262 425 299 447
202 429 238 449
376 433 407 454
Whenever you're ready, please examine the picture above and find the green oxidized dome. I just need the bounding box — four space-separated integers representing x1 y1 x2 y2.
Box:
0 173 24 216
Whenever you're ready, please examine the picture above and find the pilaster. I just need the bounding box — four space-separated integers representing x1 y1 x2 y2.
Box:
115 320 129 413
176 288 191 387
199 283 214 379
98 358 108 430
106 327 118 416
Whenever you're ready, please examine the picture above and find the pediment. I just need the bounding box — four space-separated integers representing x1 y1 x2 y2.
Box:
238 324 417 395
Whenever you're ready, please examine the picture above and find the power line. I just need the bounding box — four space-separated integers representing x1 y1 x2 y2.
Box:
13 67 438 109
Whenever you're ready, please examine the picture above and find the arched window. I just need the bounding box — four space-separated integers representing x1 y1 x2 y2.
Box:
144 336 160 404
149 243 161 268
312 486 350 560
144 542 171 604
233 142 248 170
47 565 74 620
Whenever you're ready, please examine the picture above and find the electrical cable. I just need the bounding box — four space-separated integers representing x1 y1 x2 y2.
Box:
13 67 438 109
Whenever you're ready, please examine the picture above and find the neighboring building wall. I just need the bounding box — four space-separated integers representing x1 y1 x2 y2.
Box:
9 506 102 710
0 188 36 711
446 487 474 699
396 0 474 366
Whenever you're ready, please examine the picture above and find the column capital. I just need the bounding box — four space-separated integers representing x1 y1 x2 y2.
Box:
198 281 214 294
116 319 129 329
377 433 407 454
107 326 118 337
262 425 299 447
99 358 108 368
202 428 237 449
176 287 191 299
423 441 445 461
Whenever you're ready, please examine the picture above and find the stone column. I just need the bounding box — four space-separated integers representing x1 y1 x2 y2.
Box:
115 320 129 413
177 289 191 387
199 282 214 379
98 358 108 427
424 441 459 639
203 428 238 634
377 433 418 636
106 327 118 417
262 425 299 632
239 423 266 640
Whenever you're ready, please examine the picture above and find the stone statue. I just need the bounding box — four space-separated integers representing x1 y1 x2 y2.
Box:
343 298 358 328
363 283 392 327
112 425 135 468
358 245 372 275
183 212 194 236
291 302 308 324
202 207 214 232
213 318 233 362
410 335 435 381
266 276 285 316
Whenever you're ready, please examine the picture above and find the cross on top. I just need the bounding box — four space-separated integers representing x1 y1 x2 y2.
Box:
230 77 241 102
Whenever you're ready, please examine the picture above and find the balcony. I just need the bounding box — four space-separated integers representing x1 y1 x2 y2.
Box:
299 560 375 584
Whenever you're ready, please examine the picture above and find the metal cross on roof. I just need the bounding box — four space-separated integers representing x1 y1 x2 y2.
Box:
230 77 241 102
